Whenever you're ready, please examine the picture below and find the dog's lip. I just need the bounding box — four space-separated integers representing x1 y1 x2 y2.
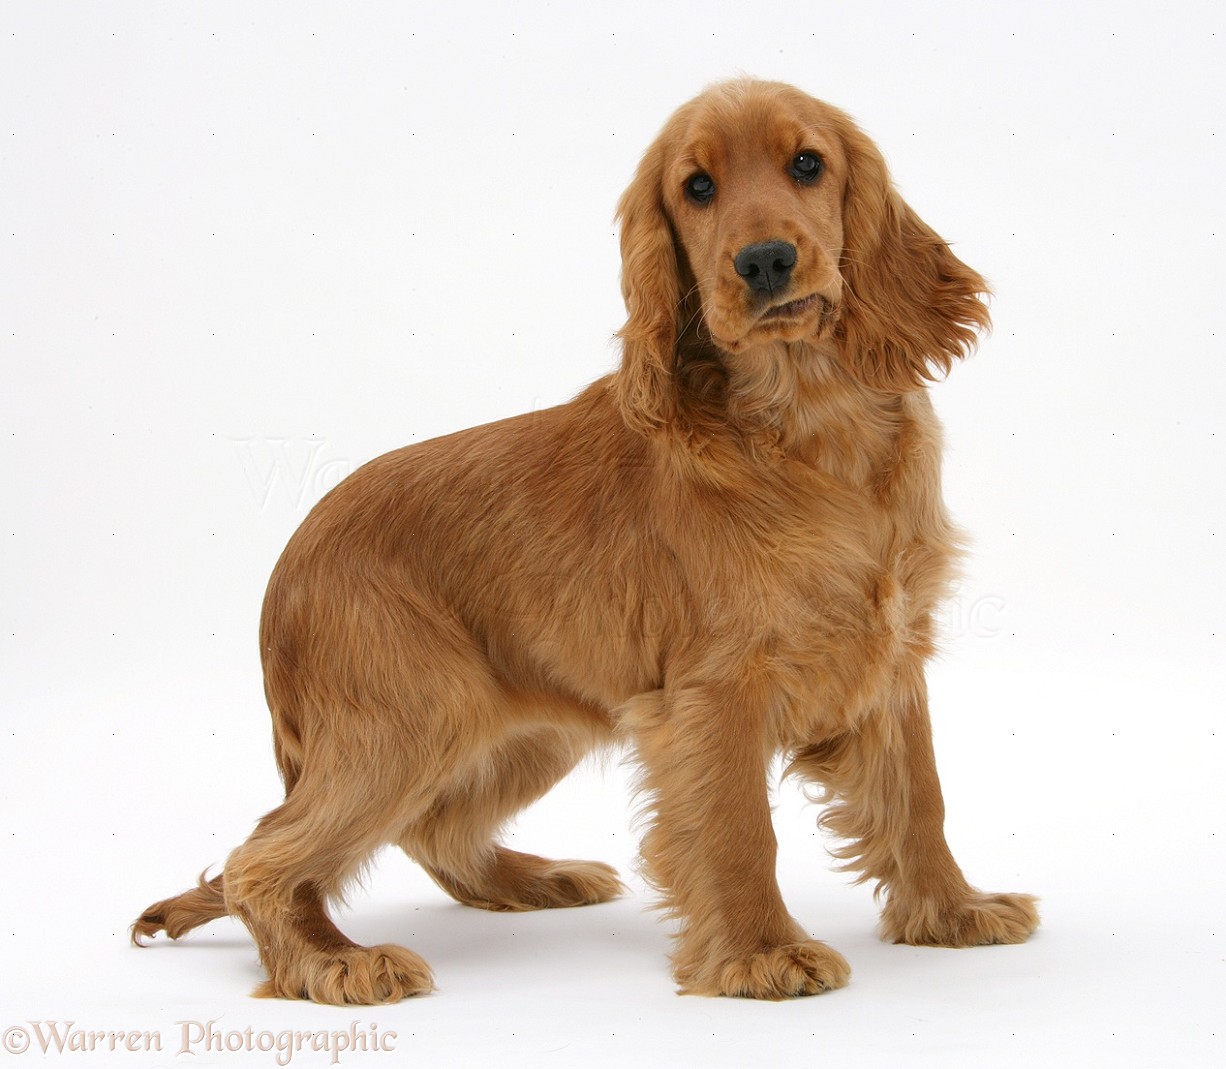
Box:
760 293 822 320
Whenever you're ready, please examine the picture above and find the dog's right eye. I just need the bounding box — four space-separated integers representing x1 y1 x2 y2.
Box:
685 173 716 204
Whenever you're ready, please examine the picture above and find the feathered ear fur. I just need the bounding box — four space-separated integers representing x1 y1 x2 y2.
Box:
613 137 683 435
834 119 991 391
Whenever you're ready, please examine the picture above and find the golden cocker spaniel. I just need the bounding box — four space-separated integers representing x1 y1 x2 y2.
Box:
134 78 1038 1003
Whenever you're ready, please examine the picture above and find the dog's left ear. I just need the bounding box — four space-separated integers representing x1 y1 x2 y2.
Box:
613 137 683 436
835 118 991 391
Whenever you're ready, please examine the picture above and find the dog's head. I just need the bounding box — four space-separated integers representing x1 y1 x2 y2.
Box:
615 79 990 435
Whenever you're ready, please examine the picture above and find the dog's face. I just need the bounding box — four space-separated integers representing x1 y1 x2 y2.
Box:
615 80 990 434
658 84 849 353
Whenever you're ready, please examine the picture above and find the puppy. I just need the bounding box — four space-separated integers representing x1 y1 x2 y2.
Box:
134 78 1038 1003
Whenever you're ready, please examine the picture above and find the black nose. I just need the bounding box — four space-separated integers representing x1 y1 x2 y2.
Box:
734 240 796 294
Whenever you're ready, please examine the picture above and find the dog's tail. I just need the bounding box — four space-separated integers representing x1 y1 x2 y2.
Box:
131 870 228 945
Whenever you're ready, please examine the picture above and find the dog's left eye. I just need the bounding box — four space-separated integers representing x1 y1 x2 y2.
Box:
685 173 716 204
789 152 824 183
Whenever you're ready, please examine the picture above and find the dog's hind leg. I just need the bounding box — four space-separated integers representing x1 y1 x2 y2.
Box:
403 725 624 912
219 750 436 1005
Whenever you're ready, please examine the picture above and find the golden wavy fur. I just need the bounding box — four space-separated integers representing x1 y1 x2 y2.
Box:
133 78 1037 1003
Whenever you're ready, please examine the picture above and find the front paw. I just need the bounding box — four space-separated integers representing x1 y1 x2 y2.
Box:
882 891 1039 947
679 940 852 1000
255 943 434 1004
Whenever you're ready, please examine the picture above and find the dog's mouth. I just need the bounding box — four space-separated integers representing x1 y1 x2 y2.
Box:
760 293 823 321
714 290 837 352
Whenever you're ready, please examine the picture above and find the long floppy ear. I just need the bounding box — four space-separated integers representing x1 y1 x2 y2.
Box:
613 137 683 435
835 119 990 391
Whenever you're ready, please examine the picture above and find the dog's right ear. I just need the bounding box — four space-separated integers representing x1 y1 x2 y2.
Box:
614 137 683 436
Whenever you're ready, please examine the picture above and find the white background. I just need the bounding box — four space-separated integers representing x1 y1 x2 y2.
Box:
2 1 1223 1066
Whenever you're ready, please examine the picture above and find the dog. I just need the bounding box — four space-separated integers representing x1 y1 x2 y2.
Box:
133 78 1038 1003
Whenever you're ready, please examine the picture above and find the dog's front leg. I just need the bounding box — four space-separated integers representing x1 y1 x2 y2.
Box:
790 664 1039 947
622 686 850 999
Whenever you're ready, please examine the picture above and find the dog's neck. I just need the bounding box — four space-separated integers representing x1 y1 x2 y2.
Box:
718 339 906 486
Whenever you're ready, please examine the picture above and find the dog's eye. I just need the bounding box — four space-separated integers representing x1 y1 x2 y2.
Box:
789 152 824 183
685 173 716 204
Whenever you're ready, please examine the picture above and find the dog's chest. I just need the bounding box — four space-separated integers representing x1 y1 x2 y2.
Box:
671 428 952 726
771 504 946 729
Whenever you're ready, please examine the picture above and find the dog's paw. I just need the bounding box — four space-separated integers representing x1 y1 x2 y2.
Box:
481 856 625 911
882 891 1039 947
682 940 851 1000
522 859 625 909
434 851 625 912
256 943 434 1005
